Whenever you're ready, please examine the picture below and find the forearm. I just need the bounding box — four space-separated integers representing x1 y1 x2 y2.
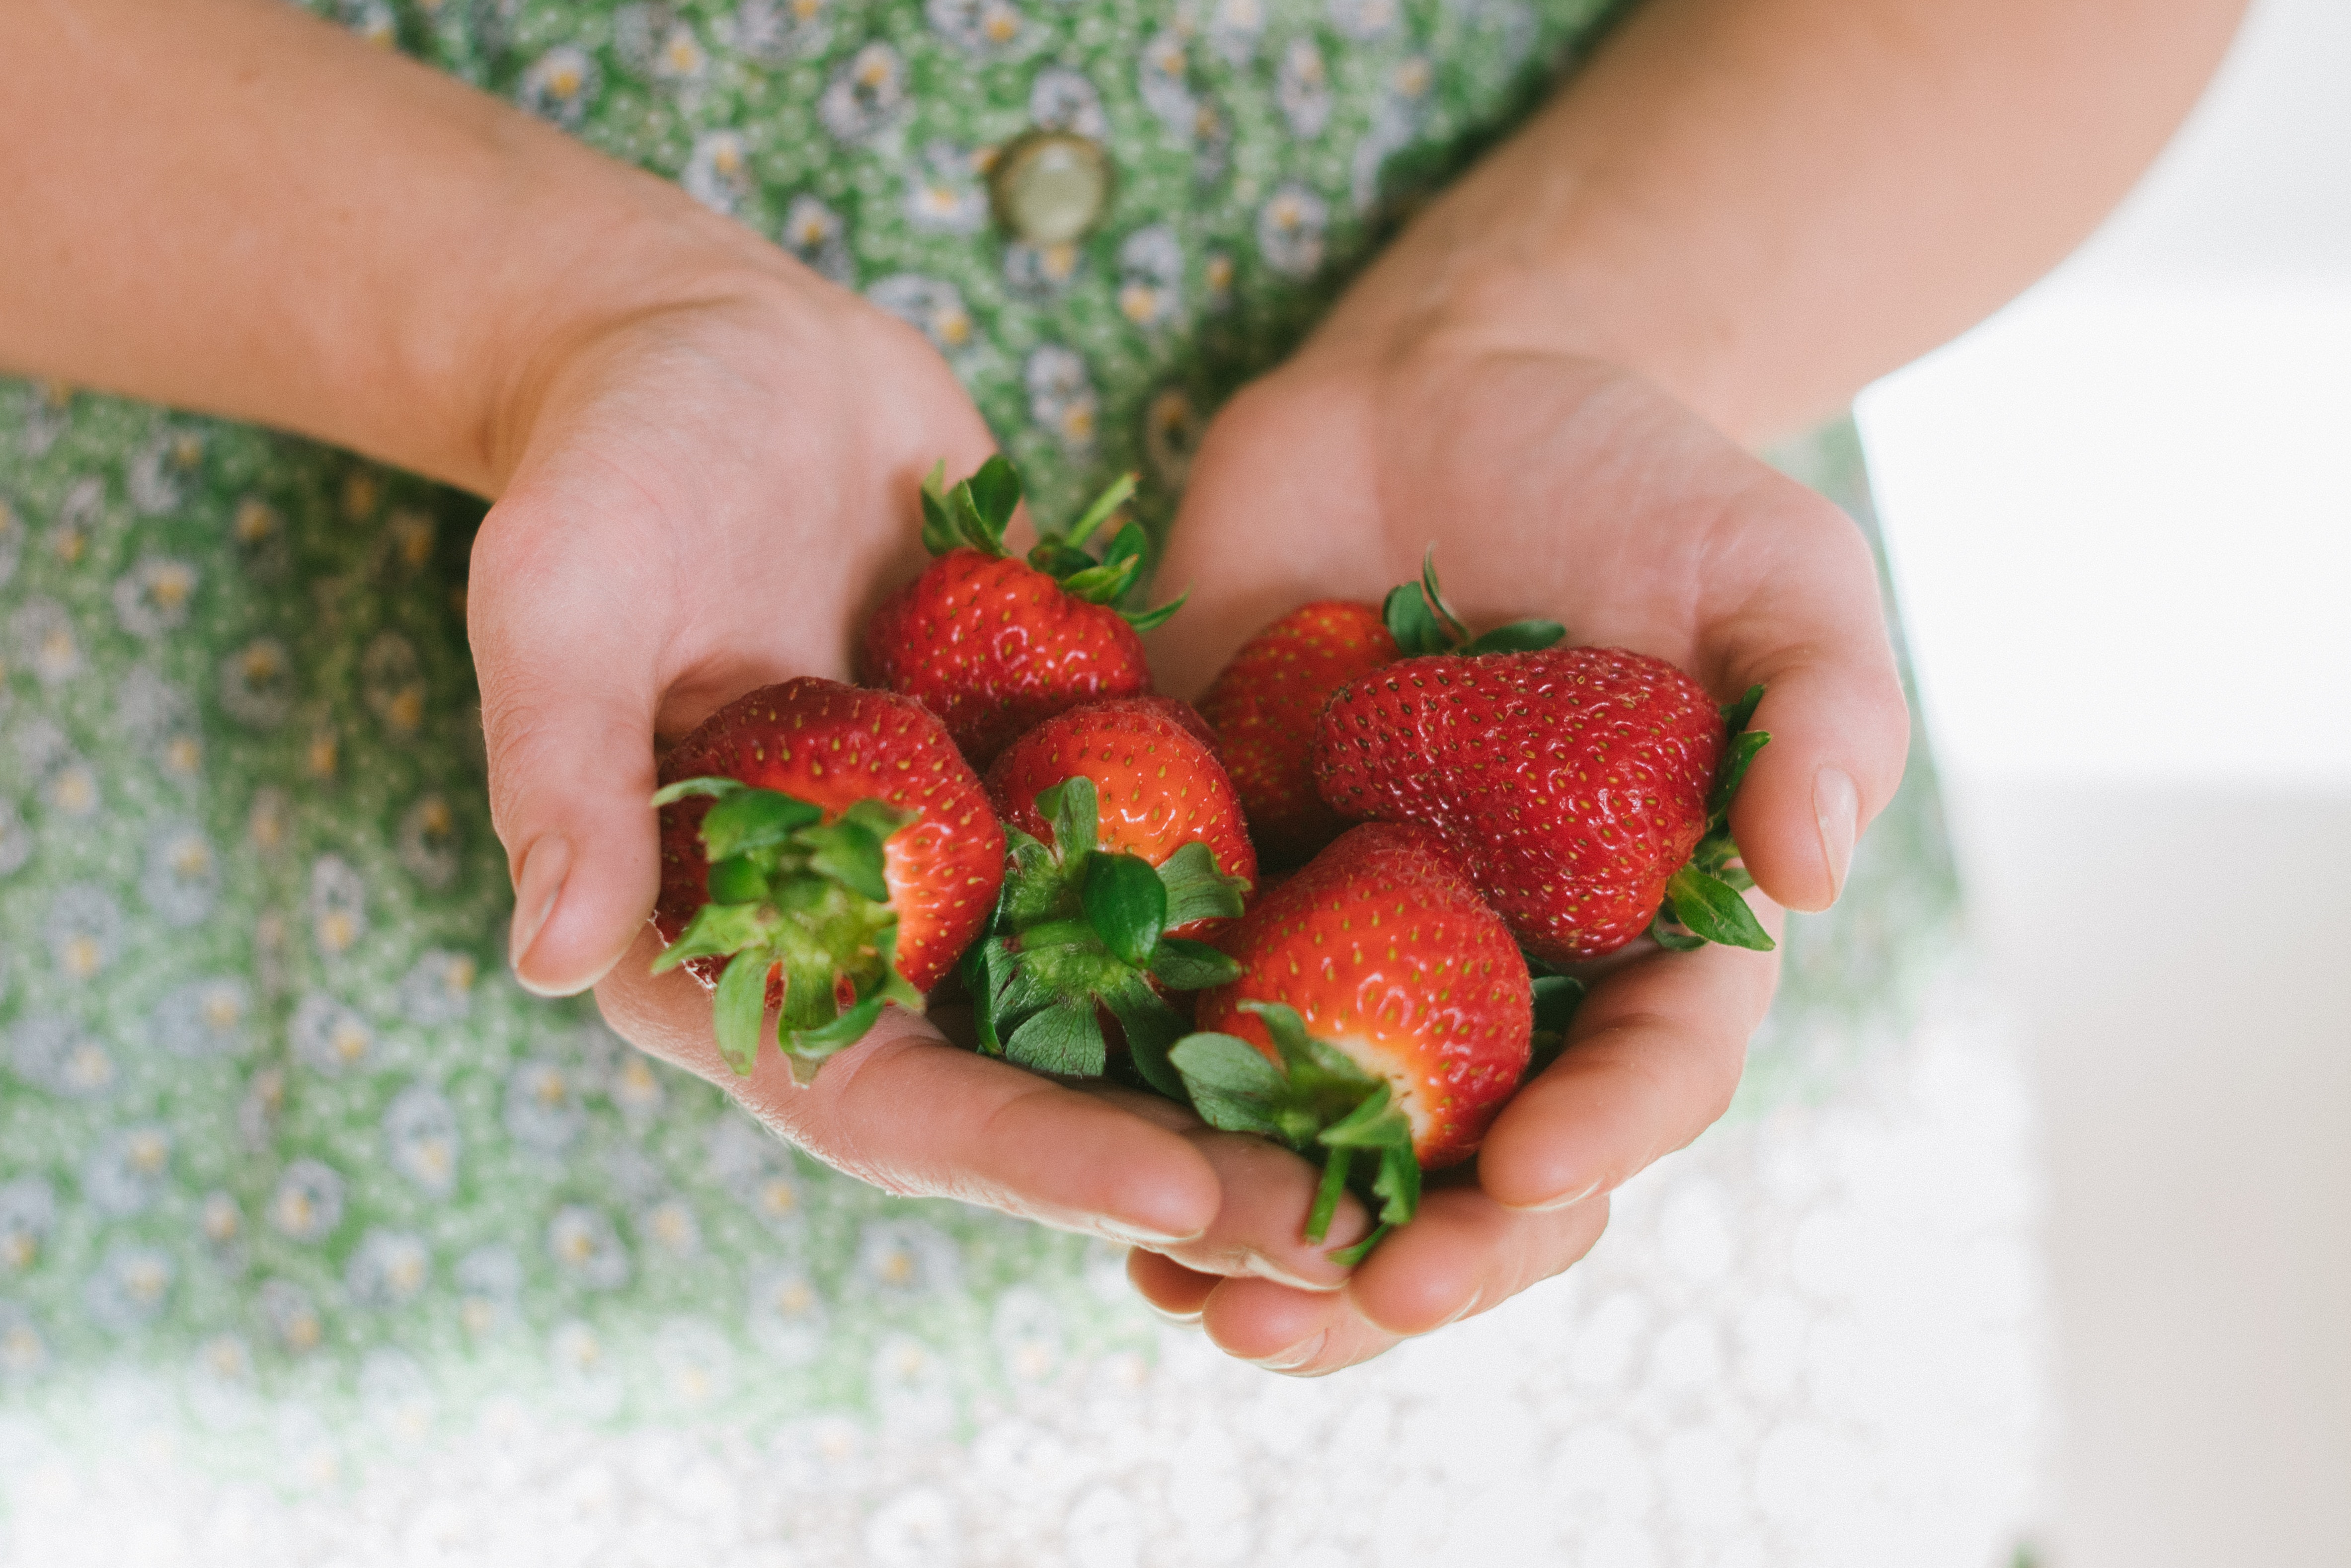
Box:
1331 0 2248 444
0 0 778 494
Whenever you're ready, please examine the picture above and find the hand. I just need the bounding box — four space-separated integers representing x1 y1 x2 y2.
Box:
468 259 1224 1249
1132 323 1908 1373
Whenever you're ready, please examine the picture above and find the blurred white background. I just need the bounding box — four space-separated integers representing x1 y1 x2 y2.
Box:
1856 0 2351 1560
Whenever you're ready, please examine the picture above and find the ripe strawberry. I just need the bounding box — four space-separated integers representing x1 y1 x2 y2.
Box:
859 458 1183 767
1313 646 1774 962
652 678 1005 1081
1172 822 1534 1254
986 696 1257 934
1198 551 1564 867
961 701 1254 1095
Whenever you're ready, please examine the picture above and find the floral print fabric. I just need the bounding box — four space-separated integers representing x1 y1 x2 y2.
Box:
0 0 1957 1464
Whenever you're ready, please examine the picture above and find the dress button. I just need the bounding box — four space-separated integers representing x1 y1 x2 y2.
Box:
990 131 1113 247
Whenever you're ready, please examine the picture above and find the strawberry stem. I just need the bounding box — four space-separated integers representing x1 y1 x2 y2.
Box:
1649 684 1777 953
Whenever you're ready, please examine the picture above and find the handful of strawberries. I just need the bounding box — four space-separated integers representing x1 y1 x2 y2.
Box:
651 458 1772 1258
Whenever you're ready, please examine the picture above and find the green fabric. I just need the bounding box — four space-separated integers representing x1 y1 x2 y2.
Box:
0 0 1950 1449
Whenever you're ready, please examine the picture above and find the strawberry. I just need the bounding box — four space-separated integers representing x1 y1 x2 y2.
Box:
1313 646 1774 962
960 701 1256 1095
859 458 1184 767
985 696 1257 936
1171 822 1534 1255
652 677 1005 1081
1198 551 1565 867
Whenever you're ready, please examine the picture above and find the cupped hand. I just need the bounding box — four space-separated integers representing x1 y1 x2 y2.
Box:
467 260 1223 1248
1133 325 1910 1373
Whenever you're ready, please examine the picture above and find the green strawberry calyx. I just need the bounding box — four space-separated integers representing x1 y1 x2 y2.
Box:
919 456 1186 632
962 776 1249 1095
1383 546 1567 657
1170 1001 1421 1263
1649 684 1777 954
649 776 925 1083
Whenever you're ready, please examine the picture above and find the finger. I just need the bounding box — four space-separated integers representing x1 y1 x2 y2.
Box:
595 925 1221 1244
1126 1248 1219 1322
469 470 678 998
1476 911 1781 1210
1148 1127 1373 1290
1698 476 1911 914
1198 1275 1402 1374
1345 1185 1612 1337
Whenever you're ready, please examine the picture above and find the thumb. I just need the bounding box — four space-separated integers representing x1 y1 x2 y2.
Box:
469 483 671 996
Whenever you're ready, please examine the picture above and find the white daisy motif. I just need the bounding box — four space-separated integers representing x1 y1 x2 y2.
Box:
384 508 436 574
736 0 833 61
142 821 218 926
683 130 755 216
868 1340 956 1438
0 1302 46 1380
503 1058 586 1155
384 1083 461 1196
1276 38 1333 139
1257 183 1329 278
549 1320 626 1419
84 1244 174 1333
519 45 598 127
818 42 907 144
291 991 375 1075
905 142 989 235
1004 240 1084 299
154 977 252 1058
50 884 123 982
1145 387 1204 487
116 664 202 775
258 1279 324 1354
780 195 853 283
1329 0 1400 37
1024 345 1099 454
397 949 478 1027
1137 31 1198 139
1208 0 1265 63
9 1015 114 1098
83 1124 171 1217
867 274 976 357
395 794 462 891
271 1159 346 1243
112 557 199 638
359 1349 436 1443
13 599 80 685
0 1177 57 1271
231 495 291 581
991 1287 1065 1382
1116 224 1186 328
456 1246 522 1337
748 1265 828 1363
640 1198 703 1259
1351 97 1421 214
127 430 203 515
1027 68 1106 138
360 630 426 737
650 20 709 81
308 856 369 958
219 637 296 729
346 1229 433 1308
925 0 1029 55
610 1051 667 1127
200 1191 242 1245
854 1220 961 1298
548 1205 631 1291
652 1317 735 1408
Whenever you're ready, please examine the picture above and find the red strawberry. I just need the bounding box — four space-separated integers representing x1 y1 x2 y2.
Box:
1198 552 1566 868
653 677 1005 1080
959 702 1256 1096
986 696 1257 932
859 458 1183 767
1172 822 1534 1252
1313 646 1773 963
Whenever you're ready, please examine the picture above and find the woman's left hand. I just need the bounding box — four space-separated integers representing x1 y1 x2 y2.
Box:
1128 313 1906 1374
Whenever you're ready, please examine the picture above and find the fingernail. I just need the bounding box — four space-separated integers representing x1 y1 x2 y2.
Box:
1813 767 1859 905
1246 1250 1344 1291
1145 1301 1204 1329
1253 1331 1327 1372
509 836 572 995
1522 1177 1602 1214
1099 1218 1203 1248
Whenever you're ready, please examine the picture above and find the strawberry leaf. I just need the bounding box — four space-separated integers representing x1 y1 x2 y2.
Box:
919 461 957 554
1063 471 1136 550
1721 683 1765 736
1464 619 1567 654
1025 538 1097 578
1148 936 1243 990
965 455 1022 538
1098 518 1149 572
651 775 748 807
1383 579 1450 657
1168 1032 1287 1134
705 853 768 905
1056 553 1144 605
1082 852 1167 966
1661 865 1775 951
1120 590 1187 633
1006 1000 1109 1076
1037 777 1099 863
1099 971 1188 1098
802 820 892 903
711 950 771 1076
1706 729 1771 822
1158 840 1250 928
1308 1145 1353 1243
1527 972 1586 1077
650 901 770 972
701 789 825 860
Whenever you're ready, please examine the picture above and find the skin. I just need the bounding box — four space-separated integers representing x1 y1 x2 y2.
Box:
1 0 2247 1373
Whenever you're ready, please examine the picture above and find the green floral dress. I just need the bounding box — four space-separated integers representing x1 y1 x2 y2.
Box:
0 1 2034 1561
